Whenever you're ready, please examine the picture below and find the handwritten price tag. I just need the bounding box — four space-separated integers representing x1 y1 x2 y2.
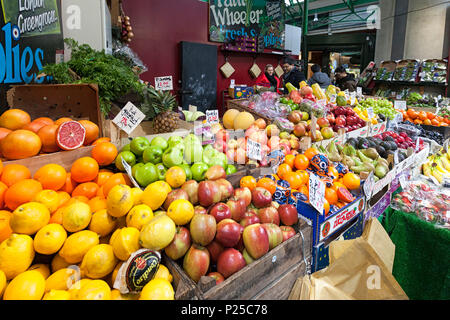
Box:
363 171 375 200
309 173 325 214
394 100 407 110
112 102 146 135
367 107 375 119
154 76 173 91
246 139 262 161
206 110 219 124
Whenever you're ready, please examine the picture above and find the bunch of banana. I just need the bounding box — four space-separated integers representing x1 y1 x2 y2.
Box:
422 148 450 184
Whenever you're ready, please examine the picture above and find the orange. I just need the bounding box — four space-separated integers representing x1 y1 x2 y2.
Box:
54 117 72 126
0 109 31 130
37 125 60 153
91 142 118 166
92 137 111 146
34 164 67 191
0 130 42 160
328 166 339 181
4 179 43 211
88 197 107 213
331 182 347 192
71 157 99 183
0 181 7 209
296 170 309 186
284 154 295 169
423 119 432 126
65 195 89 205
94 171 114 187
325 188 338 205
414 119 423 125
431 119 439 126
294 154 309 170
0 210 12 243
57 191 71 208
304 148 319 161
0 159 3 176
342 173 360 190
72 182 99 199
165 166 186 188
78 120 99 146
97 186 105 199
323 199 330 215
418 111 427 121
427 112 436 120
256 177 277 195
102 173 132 198
407 109 417 120
299 185 309 199
23 120 48 134
33 117 54 126
0 128 12 143
60 173 78 194
240 176 257 191
276 163 292 180
283 171 303 189
1 164 31 187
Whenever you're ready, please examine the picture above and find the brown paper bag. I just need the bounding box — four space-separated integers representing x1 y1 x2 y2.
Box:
362 218 395 273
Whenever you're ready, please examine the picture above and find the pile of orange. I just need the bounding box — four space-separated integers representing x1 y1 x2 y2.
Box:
399 108 449 126
0 109 104 160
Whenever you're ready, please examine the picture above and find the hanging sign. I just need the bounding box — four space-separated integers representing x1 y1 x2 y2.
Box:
154 76 173 91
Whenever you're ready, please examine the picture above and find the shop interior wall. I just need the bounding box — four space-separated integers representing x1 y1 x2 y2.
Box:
122 0 289 115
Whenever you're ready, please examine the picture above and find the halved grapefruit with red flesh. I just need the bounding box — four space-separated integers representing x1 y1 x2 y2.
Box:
56 121 86 151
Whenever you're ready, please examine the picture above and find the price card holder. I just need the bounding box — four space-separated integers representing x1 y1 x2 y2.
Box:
112 102 146 135
246 139 262 161
356 87 363 99
121 157 141 189
394 100 407 110
367 107 375 120
309 173 325 214
206 110 219 124
363 171 375 200
330 94 337 104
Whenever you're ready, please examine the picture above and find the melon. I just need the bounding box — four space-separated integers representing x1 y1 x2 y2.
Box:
223 109 240 129
233 112 255 130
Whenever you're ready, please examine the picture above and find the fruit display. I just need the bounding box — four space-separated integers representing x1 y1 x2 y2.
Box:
397 121 445 145
356 98 399 121
400 108 449 127
420 60 448 84
0 109 100 160
422 148 450 185
328 105 367 133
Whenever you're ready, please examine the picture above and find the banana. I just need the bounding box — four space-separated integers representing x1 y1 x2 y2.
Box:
431 168 444 184
441 156 450 171
422 163 432 177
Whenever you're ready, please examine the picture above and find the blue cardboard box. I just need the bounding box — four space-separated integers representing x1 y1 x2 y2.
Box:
232 86 254 99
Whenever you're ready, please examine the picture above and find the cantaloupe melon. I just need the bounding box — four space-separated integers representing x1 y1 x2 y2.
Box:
233 112 255 130
223 109 240 129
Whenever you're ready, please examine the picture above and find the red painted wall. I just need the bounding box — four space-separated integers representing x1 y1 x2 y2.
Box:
123 0 287 114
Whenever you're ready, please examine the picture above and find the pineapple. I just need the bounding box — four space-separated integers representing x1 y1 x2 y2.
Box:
144 86 179 133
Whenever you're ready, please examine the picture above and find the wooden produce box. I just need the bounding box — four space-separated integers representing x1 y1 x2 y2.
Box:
226 99 272 125
164 220 312 300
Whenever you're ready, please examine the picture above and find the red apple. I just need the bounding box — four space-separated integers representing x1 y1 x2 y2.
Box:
242 223 269 260
215 219 242 247
242 248 255 265
278 204 298 226
326 113 336 125
217 248 246 279
239 213 260 228
207 272 225 285
198 180 221 207
163 188 189 210
206 240 224 263
189 213 217 246
317 117 330 128
280 226 296 242
271 201 280 209
233 187 252 207
181 180 199 205
300 86 313 97
321 127 335 140
215 178 234 201
226 197 246 222
290 138 300 150
268 136 280 150
251 187 273 208
293 124 306 138
262 223 283 250
183 244 210 282
233 224 245 252
288 111 302 124
254 118 267 130
235 148 247 164
209 202 232 223
164 226 191 260
258 206 280 225
205 165 226 181
215 129 229 143
194 205 207 215
335 116 346 127
213 140 225 153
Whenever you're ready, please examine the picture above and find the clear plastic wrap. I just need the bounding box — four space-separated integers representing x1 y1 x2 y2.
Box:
394 122 421 138
113 44 148 74
244 92 290 120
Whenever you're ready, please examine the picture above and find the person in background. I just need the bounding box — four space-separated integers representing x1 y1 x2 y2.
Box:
334 66 357 92
255 64 281 93
307 64 331 89
281 57 306 91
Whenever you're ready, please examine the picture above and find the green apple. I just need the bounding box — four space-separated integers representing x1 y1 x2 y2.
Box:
130 137 151 157
150 136 168 151
142 146 164 164
183 134 203 164
167 135 184 148
225 164 237 175
202 145 218 166
191 162 209 182
209 152 228 169
132 162 145 178
134 163 158 187
155 163 167 180
121 143 131 152
179 163 193 181
162 147 184 168
115 151 136 172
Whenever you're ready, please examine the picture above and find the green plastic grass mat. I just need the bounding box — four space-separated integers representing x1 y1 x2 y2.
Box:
381 207 450 300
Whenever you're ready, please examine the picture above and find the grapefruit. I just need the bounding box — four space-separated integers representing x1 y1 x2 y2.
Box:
0 109 31 130
56 121 86 151
0 130 42 160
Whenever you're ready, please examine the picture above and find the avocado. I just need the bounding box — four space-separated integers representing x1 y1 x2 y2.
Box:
358 139 370 149
389 141 398 151
381 141 391 151
384 136 395 142
347 138 357 148
375 145 387 158
367 140 377 148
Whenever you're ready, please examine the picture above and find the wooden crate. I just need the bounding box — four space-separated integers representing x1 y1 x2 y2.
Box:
164 220 312 300
226 99 272 125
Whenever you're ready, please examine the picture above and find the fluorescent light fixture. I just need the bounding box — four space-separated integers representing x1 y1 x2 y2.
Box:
313 13 318 22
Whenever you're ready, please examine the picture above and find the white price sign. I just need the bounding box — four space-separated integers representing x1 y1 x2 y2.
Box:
394 100 407 110
246 139 262 161
357 87 363 97
154 76 173 91
206 110 219 124
330 94 337 104
112 102 146 135
309 173 325 214
121 157 141 189
363 171 375 200
367 107 375 119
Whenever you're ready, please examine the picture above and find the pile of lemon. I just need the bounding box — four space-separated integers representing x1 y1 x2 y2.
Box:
0 180 192 300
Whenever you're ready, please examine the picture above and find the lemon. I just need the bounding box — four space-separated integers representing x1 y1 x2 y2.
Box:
154 210 166 217
139 214 176 250
110 227 140 261
167 199 194 225
33 223 67 255
131 187 143 206
80 244 118 279
107 184 134 218
139 278 174 300
0 233 34 280
68 278 92 300
51 253 72 273
34 189 60 213
0 269 6 297
126 204 154 230
89 209 117 237
3 270 45 300
154 264 173 283
45 267 80 292
59 230 100 264
110 261 124 286
43 289 71 300
28 264 51 279
10 202 50 235
75 279 111 300
165 166 186 188
111 289 138 300
62 202 92 233
142 181 172 211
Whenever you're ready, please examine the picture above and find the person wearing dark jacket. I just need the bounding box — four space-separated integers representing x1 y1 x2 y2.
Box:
255 64 281 93
334 66 357 92
307 64 331 89
281 57 306 91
